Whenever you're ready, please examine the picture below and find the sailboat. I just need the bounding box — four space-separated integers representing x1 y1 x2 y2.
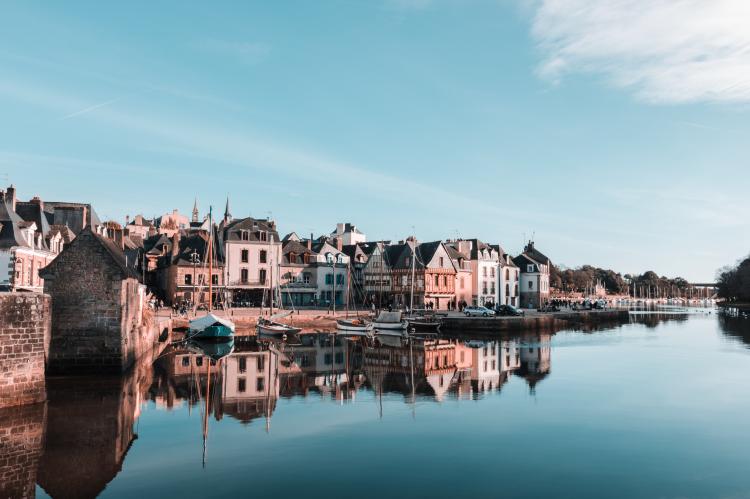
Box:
337 262 373 335
257 251 302 337
191 207 235 341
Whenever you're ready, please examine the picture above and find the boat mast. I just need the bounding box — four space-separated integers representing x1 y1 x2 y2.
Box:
208 207 213 313
346 263 350 318
409 241 416 314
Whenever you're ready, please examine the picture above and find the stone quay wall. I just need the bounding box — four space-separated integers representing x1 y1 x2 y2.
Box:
0 293 50 409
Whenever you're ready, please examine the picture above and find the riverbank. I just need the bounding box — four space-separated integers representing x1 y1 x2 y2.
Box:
165 307 631 335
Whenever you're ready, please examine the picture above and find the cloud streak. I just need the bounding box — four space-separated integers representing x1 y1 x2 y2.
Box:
529 0 750 103
60 98 120 120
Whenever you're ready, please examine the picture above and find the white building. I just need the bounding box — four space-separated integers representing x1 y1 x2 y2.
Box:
498 250 520 307
221 211 283 306
513 241 551 309
330 222 366 246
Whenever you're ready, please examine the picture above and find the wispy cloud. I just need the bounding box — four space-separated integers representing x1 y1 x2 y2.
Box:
385 0 433 10
529 0 750 103
194 39 270 65
60 98 120 121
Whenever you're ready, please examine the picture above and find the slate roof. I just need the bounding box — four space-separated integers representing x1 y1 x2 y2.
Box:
222 217 280 243
0 198 28 249
172 232 224 266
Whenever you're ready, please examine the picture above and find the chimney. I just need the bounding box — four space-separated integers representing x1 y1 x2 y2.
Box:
336 237 343 252
6 185 16 211
125 214 130 226
307 238 312 251
171 232 181 257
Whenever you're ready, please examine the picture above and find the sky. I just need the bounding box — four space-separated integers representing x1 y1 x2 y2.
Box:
0 0 748 282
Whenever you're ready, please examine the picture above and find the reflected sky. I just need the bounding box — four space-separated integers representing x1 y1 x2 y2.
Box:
8 312 749 499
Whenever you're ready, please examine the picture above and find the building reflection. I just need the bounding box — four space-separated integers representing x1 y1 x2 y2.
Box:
36 359 152 499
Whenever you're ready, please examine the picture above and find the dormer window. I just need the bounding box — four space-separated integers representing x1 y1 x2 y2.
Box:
241 230 249 241
527 264 534 273
259 231 267 242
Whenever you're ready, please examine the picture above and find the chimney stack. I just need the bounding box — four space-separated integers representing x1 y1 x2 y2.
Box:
336 237 343 252
6 185 16 211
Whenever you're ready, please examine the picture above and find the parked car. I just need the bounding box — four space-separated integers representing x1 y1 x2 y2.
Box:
539 304 560 313
495 304 524 316
464 306 496 317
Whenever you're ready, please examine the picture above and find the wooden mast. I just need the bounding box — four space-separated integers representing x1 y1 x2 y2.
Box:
208 207 213 313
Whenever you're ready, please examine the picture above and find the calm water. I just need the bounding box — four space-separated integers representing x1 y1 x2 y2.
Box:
15 311 750 498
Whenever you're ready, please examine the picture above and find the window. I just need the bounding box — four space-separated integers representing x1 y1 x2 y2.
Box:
483 267 487 277
335 352 343 364
325 274 333 285
211 275 218 285
303 273 311 284
324 353 333 365
506 284 510 296
238 378 246 392
240 268 249 283
259 232 267 242
492 360 496 370
257 356 265 371
196 356 203 367
241 230 249 241
506 355 510 366
505 269 510 280
434 357 439 368
259 250 267 263
182 356 190 367
527 264 534 273
238 356 247 373
491 268 495 278
336 274 344 285
529 281 534 290
439 257 444 266
483 361 488 372
434 275 439 287
443 276 448 287
256 377 265 391
241 249 249 263
259 269 267 284
184 274 192 285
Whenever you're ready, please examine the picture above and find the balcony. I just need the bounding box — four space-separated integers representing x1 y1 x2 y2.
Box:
227 279 266 288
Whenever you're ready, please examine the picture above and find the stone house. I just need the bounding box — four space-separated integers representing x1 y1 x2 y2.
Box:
0 187 64 292
161 230 225 306
446 239 499 307
497 247 520 307
513 241 552 309
279 238 318 308
40 227 150 374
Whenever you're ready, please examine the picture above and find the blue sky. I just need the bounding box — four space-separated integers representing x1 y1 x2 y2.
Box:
1 0 748 281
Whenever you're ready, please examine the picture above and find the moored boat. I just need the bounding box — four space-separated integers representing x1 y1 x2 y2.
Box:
257 317 302 337
189 313 235 340
336 318 373 333
372 311 408 330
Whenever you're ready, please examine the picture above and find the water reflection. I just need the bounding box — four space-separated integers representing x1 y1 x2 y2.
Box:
2 311 749 498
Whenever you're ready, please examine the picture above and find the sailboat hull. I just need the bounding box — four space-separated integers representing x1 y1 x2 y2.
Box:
192 324 234 340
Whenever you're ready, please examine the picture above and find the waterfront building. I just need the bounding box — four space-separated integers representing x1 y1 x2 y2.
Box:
279 237 318 307
160 230 225 306
360 241 392 308
446 239 499 307
497 248 520 307
513 241 552 309
518 334 552 393
220 346 280 427
0 187 65 292
220 211 282 307
310 237 350 307
446 244 473 310
40 227 148 373
389 238 457 310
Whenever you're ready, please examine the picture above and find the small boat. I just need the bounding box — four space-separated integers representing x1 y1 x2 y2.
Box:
373 329 408 347
257 317 302 337
407 314 442 332
189 313 235 340
372 311 408 331
336 318 373 333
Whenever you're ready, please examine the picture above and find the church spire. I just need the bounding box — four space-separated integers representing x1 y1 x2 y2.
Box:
192 198 199 223
223 196 231 224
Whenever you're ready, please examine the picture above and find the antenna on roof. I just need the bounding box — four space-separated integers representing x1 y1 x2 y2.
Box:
531 231 535 242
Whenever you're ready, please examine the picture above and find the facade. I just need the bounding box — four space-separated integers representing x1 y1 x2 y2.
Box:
310 239 350 307
221 215 282 306
447 239 499 306
513 241 552 309
125 214 155 239
446 245 473 309
390 239 457 310
162 230 225 306
0 187 65 292
279 238 318 307
40 228 149 373
361 242 392 308
498 250 520 307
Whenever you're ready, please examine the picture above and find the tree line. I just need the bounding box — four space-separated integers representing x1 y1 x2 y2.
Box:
717 255 750 303
550 265 696 297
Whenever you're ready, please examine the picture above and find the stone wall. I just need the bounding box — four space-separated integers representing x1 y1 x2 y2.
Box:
41 229 154 374
0 293 50 409
0 403 46 499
